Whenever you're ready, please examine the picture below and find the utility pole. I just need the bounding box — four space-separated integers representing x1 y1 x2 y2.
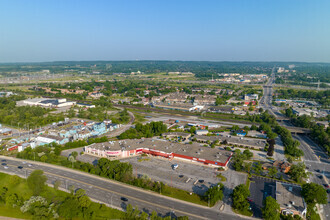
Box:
208 194 210 207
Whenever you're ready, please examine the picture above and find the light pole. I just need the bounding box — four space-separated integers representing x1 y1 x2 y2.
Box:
208 194 210 207
18 122 20 136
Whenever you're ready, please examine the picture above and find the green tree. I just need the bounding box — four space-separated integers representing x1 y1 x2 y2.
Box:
6 193 19 207
54 180 61 190
0 187 8 203
262 196 280 220
75 189 91 208
302 183 327 206
267 131 277 139
57 197 80 218
27 170 47 196
204 183 224 206
288 163 308 183
232 153 244 171
190 126 196 134
244 162 252 174
71 151 78 159
40 155 48 162
250 125 258 130
232 184 250 212
9 175 21 186
268 167 278 178
253 162 262 175
243 149 253 160
124 204 140 219
232 125 240 131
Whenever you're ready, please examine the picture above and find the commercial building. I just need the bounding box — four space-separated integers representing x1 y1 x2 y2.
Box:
244 94 259 101
194 134 266 150
84 138 233 168
22 98 76 108
195 130 209 135
207 106 234 114
276 182 307 217
76 103 96 109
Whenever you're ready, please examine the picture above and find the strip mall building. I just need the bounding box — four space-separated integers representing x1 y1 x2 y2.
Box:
84 138 232 168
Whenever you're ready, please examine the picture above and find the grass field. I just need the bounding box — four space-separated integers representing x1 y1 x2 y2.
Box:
0 172 124 219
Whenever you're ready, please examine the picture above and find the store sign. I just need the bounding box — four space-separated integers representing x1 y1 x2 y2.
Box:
105 151 121 155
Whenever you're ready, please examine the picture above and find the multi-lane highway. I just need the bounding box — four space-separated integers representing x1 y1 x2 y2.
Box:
261 67 330 219
0 156 245 220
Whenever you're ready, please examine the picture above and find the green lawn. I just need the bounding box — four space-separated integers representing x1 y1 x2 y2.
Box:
233 208 253 217
217 173 227 182
162 186 208 206
0 172 125 219
0 205 32 219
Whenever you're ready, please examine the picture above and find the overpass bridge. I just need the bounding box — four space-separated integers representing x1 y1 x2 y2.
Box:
283 126 311 134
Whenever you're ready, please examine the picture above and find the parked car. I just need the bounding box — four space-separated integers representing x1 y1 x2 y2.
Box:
17 166 23 169
172 164 179 170
121 197 128 202
4 166 8 169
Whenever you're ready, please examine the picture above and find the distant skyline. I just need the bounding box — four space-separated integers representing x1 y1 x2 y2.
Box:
1 0 330 63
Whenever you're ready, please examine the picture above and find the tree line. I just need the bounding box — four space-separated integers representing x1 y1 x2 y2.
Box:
119 121 167 139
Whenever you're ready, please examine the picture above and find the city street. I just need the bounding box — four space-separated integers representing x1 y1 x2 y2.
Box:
0 156 246 220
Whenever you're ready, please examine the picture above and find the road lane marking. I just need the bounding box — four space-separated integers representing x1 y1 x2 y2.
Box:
4 163 208 220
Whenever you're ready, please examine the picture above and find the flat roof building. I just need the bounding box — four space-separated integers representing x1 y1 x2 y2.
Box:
84 138 232 168
275 182 307 217
22 98 76 108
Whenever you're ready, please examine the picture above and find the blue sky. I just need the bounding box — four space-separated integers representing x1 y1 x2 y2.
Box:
0 0 329 62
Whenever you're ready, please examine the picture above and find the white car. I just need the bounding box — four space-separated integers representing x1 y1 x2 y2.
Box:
22 161 27 164
4 166 8 169
28 164 32 167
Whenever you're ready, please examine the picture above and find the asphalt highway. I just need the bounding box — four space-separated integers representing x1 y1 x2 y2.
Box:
260 68 330 219
0 156 245 220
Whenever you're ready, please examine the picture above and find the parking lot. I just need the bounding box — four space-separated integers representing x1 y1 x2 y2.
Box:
121 156 219 195
248 176 277 218
121 156 247 197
